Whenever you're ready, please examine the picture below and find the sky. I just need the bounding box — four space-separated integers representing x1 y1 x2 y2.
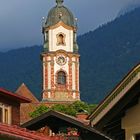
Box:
0 0 139 51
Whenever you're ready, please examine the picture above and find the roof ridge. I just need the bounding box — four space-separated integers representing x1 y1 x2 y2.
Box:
0 123 50 140
89 62 140 124
0 88 31 103
16 83 39 103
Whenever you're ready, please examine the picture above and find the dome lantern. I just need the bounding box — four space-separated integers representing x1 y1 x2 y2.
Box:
56 0 64 7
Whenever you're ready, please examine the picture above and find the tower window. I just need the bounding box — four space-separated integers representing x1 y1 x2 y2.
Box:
57 33 65 45
57 71 66 85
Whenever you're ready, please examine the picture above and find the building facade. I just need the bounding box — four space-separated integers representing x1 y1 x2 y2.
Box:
89 63 140 140
41 0 80 102
0 88 30 126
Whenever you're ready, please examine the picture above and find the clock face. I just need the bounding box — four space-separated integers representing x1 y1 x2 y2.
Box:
56 55 66 66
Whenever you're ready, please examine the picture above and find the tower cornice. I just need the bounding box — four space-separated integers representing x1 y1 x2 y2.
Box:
43 21 76 33
41 50 80 58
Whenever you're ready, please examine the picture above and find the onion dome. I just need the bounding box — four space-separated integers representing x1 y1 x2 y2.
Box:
45 0 76 27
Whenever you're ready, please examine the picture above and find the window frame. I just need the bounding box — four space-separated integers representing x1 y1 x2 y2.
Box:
56 33 66 46
0 103 11 124
57 71 67 85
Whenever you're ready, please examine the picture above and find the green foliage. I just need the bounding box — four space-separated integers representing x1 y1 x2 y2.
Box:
29 101 97 118
51 104 67 112
88 104 97 113
29 105 49 118
51 104 77 116
64 105 77 116
71 101 90 113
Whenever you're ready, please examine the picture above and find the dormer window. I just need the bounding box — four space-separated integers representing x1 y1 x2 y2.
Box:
0 103 11 124
57 33 66 46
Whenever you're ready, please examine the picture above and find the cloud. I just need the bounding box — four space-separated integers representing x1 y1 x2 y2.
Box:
0 0 136 50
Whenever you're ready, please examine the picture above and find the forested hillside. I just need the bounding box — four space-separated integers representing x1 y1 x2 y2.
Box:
0 46 42 99
0 7 140 103
79 7 140 102
117 2 140 16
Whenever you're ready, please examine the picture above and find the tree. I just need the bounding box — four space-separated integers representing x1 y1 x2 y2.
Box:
29 105 49 118
29 101 97 118
71 101 90 113
51 104 77 116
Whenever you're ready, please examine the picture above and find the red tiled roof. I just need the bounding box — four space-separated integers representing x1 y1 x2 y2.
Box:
15 83 41 124
16 83 39 103
0 88 31 103
0 123 64 140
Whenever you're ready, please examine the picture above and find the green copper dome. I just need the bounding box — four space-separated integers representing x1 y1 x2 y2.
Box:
45 0 76 28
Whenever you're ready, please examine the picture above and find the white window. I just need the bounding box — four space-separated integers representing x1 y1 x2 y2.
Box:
0 103 11 124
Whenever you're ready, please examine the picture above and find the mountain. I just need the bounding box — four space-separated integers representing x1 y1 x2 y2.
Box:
79 7 140 103
0 7 140 103
117 1 140 17
0 46 42 100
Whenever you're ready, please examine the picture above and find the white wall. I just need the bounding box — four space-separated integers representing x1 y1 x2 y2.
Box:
49 26 73 52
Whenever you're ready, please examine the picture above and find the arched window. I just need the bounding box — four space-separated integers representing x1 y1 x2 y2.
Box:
57 71 66 85
57 33 65 45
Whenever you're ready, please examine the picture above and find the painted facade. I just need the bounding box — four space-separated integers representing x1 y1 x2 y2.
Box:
41 0 80 102
0 88 30 126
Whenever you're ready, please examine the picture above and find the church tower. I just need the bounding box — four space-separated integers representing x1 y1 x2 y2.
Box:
41 0 80 102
